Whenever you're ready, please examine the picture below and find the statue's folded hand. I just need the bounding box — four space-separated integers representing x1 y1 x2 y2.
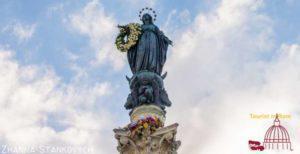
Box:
165 38 173 46
169 40 173 46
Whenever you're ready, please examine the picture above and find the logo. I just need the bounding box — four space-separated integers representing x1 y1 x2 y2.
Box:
248 140 264 151
248 113 293 151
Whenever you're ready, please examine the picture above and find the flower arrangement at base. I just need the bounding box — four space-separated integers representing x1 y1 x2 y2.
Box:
128 116 163 137
115 23 142 52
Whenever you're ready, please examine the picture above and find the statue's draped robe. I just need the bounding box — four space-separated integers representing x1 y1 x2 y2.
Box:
128 24 169 75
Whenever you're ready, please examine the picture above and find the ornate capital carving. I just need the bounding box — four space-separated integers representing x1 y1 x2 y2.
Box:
114 123 181 154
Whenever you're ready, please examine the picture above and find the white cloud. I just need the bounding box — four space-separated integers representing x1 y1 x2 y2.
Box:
163 9 177 30
0 48 116 153
178 9 192 24
68 0 125 70
47 3 64 17
6 22 36 42
163 0 300 153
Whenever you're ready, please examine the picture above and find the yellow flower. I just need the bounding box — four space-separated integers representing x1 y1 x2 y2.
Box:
143 123 148 129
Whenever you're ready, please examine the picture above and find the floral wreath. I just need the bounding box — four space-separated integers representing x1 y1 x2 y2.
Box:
128 116 163 137
115 23 142 52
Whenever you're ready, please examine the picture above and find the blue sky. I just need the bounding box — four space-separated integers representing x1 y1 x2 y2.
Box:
0 0 300 153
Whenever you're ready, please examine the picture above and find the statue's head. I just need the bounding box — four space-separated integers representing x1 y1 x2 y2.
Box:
142 13 153 25
139 7 157 24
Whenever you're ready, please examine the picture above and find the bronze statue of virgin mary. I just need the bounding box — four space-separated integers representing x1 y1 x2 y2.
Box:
115 8 172 112
127 13 172 75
